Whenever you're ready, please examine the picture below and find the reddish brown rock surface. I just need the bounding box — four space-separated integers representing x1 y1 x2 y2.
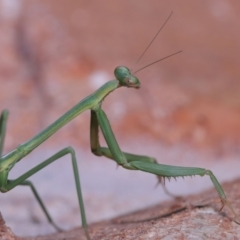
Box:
1 179 240 240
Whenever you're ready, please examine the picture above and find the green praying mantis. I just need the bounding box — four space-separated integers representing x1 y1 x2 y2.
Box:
0 12 239 240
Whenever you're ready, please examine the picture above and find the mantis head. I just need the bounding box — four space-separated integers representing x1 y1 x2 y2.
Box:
114 66 140 89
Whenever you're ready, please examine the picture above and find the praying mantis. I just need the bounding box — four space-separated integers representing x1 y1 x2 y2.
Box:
0 12 239 240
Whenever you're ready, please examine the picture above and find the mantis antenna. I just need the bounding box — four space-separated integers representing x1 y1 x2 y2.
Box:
135 11 173 65
134 50 182 74
132 11 182 74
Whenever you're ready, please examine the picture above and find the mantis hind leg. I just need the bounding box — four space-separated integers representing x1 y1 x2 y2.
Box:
2 147 90 240
0 110 9 157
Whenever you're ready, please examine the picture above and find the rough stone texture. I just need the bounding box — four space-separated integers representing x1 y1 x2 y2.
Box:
0 213 16 240
1 178 240 240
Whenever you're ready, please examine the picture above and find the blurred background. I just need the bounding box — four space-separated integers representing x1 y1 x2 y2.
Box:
0 0 240 237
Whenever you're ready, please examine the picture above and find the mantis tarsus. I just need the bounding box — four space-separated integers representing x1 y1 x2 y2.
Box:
0 12 239 240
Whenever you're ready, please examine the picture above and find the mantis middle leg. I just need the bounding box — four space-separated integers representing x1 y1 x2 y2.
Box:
0 118 90 239
2 147 90 238
0 111 77 232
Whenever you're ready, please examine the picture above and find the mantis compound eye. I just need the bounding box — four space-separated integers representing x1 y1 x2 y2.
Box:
114 66 140 89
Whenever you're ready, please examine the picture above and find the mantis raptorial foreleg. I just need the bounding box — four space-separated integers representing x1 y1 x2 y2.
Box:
91 110 157 165
91 105 240 223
